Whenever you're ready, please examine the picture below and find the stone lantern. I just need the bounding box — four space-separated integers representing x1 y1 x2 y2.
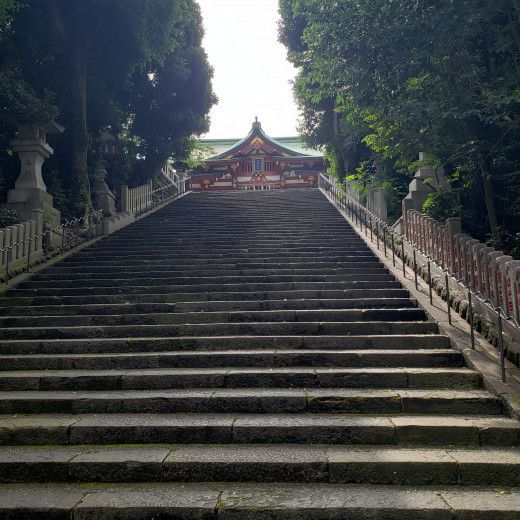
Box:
5 121 64 226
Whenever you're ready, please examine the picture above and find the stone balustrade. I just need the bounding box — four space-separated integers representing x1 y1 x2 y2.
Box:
0 209 44 276
406 209 520 325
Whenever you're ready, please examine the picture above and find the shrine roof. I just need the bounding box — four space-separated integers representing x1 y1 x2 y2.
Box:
200 120 322 162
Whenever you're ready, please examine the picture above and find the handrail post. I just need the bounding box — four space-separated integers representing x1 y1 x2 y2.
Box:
468 289 475 349
497 309 506 383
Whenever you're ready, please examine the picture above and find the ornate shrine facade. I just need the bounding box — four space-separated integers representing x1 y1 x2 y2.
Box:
189 119 325 191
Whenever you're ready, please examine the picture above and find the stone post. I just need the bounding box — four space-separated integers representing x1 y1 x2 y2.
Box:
2 228 10 266
488 251 504 307
434 223 443 265
121 185 130 212
22 222 30 257
410 211 419 248
15 224 25 261
465 239 480 288
479 247 494 300
506 260 520 320
472 243 487 294
8 226 18 262
445 217 462 274
515 267 520 323
441 226 448 269
496 255 513 315
31 209 43 252
452 233 465 279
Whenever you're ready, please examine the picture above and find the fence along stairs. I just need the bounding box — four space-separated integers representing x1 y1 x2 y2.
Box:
0 188 519 519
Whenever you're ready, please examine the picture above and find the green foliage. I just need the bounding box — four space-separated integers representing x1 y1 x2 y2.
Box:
279 0 520 240
422 189 463 222
186 143 217 169
0 0 216 218
0 207 19 227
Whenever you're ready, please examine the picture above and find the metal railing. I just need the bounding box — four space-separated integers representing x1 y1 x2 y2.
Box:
1 210 102 285
121 176 190 217
319 173 516 382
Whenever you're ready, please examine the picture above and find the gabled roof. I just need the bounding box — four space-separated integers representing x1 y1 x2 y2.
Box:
206 119 317 162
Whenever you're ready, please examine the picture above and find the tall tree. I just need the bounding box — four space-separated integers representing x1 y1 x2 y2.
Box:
279 0 520 238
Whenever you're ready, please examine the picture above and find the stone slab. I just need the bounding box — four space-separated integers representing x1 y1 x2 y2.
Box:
217 483 451 519
69 445 171 482
326 447 458 485
232 414 395 444
70 413 235 444
164 444 328 482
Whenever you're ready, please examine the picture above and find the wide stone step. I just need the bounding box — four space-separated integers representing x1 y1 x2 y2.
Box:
31 267 391 280
0 309 427 328
0 367 481 391
51 260 386 271
75 245 373 254
0 298 418 316
57 258 385 267
0 321 439 340
0 388 501 415
0 349 461 370
0 288 412 305
68 249 375 259
14 273 396 289
33 264 388 280
0 332 452 354
1 482 520 519
5 280 403 297
1 444 519 486
1 413 518 446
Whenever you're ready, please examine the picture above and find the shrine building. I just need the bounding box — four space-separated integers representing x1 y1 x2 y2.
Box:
189 119 325 191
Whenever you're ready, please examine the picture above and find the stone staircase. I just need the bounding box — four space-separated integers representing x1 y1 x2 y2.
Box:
0 188 519 519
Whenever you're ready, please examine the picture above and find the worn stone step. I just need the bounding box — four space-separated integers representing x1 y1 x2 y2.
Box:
0 367 481 391
0 298 418 316
1 444 519 486
0 288 412 306
0 309 427 329
5 280 402 297
0 332 452 354
32 266 391 279
0 388 501 415
41 263 386 274
0 320 439 340
72 246 374 255
57 256 384 267
14 273 396 290
1 481 520 519
0 349 461 371
1 413 519 447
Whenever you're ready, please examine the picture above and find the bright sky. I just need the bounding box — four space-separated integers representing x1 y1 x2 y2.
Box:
197 0 300 139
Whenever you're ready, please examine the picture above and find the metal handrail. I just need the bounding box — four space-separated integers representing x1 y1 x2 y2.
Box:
319 173 514 382
130 176 190 218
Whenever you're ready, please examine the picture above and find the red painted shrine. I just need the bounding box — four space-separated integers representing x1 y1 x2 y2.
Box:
189 119 325 191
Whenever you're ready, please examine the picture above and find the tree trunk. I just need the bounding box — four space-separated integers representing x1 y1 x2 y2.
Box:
70 42 94 218
481 163 499 231
332 103 349 176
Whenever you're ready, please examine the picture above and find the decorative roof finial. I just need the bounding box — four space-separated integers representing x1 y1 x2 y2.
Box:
255 116 258 122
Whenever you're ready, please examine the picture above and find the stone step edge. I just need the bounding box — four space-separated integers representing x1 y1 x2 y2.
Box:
0 366 481 392
1 413 518 447
0 309 427 326
1 444 519 486
0 388 502 417
1 481 519 519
